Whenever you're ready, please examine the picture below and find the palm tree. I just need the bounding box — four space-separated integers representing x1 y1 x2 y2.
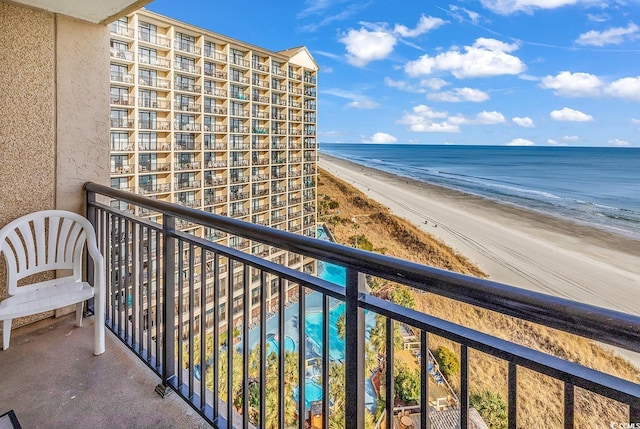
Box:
336 312 346 340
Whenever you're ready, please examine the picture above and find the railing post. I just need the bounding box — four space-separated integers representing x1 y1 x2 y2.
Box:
156 214 176 397
345 269 366 429
85 190 97 316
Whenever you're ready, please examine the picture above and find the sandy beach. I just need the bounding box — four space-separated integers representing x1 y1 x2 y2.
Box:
319 154 640 316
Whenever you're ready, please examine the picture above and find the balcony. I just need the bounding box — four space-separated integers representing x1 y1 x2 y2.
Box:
175 82 201 93
139 55 171 69
110 47 134 61
138 77 171 90
175 41 201 55
4 183 639 429
138 32 171 48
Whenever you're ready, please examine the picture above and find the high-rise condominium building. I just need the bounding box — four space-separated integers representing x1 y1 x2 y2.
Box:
108 9 318 330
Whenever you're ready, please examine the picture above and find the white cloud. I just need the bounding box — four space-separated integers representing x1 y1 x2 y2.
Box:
421 78 449 90
604 76 640 101
550 107 594 122
368 132 399 143
541 71 640 102
512 116 535 127
547 135 581 145
506 138 535 146
608 138 632 147
631 118 640 125
394 15 447 37
323 67 334 73
340 27 397 66
470 110 507 124
449 5 481 24
323 88 380 109
405 38 525 78
540 71 603 97
397 105 460 133
478 0 586 15
384 77 427 93
347 99 380 109
576 23 639 46
340 15 446 67
397 105 507 133
428 87 490 102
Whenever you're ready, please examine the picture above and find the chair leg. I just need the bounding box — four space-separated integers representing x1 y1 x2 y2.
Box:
2 319 11 350
76 302 84 327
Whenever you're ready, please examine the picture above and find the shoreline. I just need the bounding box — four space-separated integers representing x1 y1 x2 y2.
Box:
318 153 640 315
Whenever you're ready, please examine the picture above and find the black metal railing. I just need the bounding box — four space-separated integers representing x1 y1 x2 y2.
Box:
84 182 640 429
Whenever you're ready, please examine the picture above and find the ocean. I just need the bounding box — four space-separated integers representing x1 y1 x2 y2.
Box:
319 144 640 239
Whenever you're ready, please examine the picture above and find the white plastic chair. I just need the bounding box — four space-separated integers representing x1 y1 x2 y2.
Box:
0 210 105 355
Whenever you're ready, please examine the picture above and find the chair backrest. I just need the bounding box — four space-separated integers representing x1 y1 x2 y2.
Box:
0 210 97 296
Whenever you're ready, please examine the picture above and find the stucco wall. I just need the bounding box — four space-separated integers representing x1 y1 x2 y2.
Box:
0 3 56 225
56 14 110 212
0 3 110 328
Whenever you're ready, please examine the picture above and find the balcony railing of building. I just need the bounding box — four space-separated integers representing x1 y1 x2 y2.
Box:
175 102 201 113
139 55 171 68
111 119 134 129
139 77 171 89
83 184 640 429
139 32 171 48
139 98 170 109
175 41 201 55
110 71 134 84
175 63 202 75
110 47 134 61
204 49 227 62
175 82 202 93
110 22 134 38
175 180 202 190
139 120 172 131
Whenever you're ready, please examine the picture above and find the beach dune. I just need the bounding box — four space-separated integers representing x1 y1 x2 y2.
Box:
319 154 640 316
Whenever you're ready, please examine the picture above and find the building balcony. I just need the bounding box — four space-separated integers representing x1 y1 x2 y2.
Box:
110 47 134 61
252 95 270 104
203 49 227 62
139 98 170 109
230 57 250 68
110 96 135 107
138 120 171 131
174 102 201 112
110 71 134 84
174 180 201 190
110 118 134 129
174 122 201 132
175 62 201 75
138 77 171 89
138 32 171 48
204 177 227 186
204 106 227 115
230 192 249 201
139 55 171 69
4 181 639 429
175 82 201 94
138 162 171 173
175 41 201 55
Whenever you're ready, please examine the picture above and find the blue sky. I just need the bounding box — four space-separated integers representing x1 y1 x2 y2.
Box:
147 0 640 146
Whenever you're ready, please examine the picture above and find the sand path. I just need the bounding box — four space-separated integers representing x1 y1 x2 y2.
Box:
319 154 640 316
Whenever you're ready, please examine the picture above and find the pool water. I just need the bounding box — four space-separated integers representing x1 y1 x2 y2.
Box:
316 225 347 287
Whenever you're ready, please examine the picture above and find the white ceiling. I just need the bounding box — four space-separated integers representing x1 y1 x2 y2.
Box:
12 0 152 24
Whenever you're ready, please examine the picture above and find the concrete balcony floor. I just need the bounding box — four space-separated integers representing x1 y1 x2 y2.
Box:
0 314 209 428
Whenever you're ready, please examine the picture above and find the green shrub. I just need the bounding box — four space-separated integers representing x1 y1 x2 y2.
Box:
328 200 339 209
433 346 460 379
389 286 416 309
394 365 420 403
469 390 507 429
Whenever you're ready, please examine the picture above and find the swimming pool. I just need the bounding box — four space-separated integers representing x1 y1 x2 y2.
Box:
316 225 346 287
